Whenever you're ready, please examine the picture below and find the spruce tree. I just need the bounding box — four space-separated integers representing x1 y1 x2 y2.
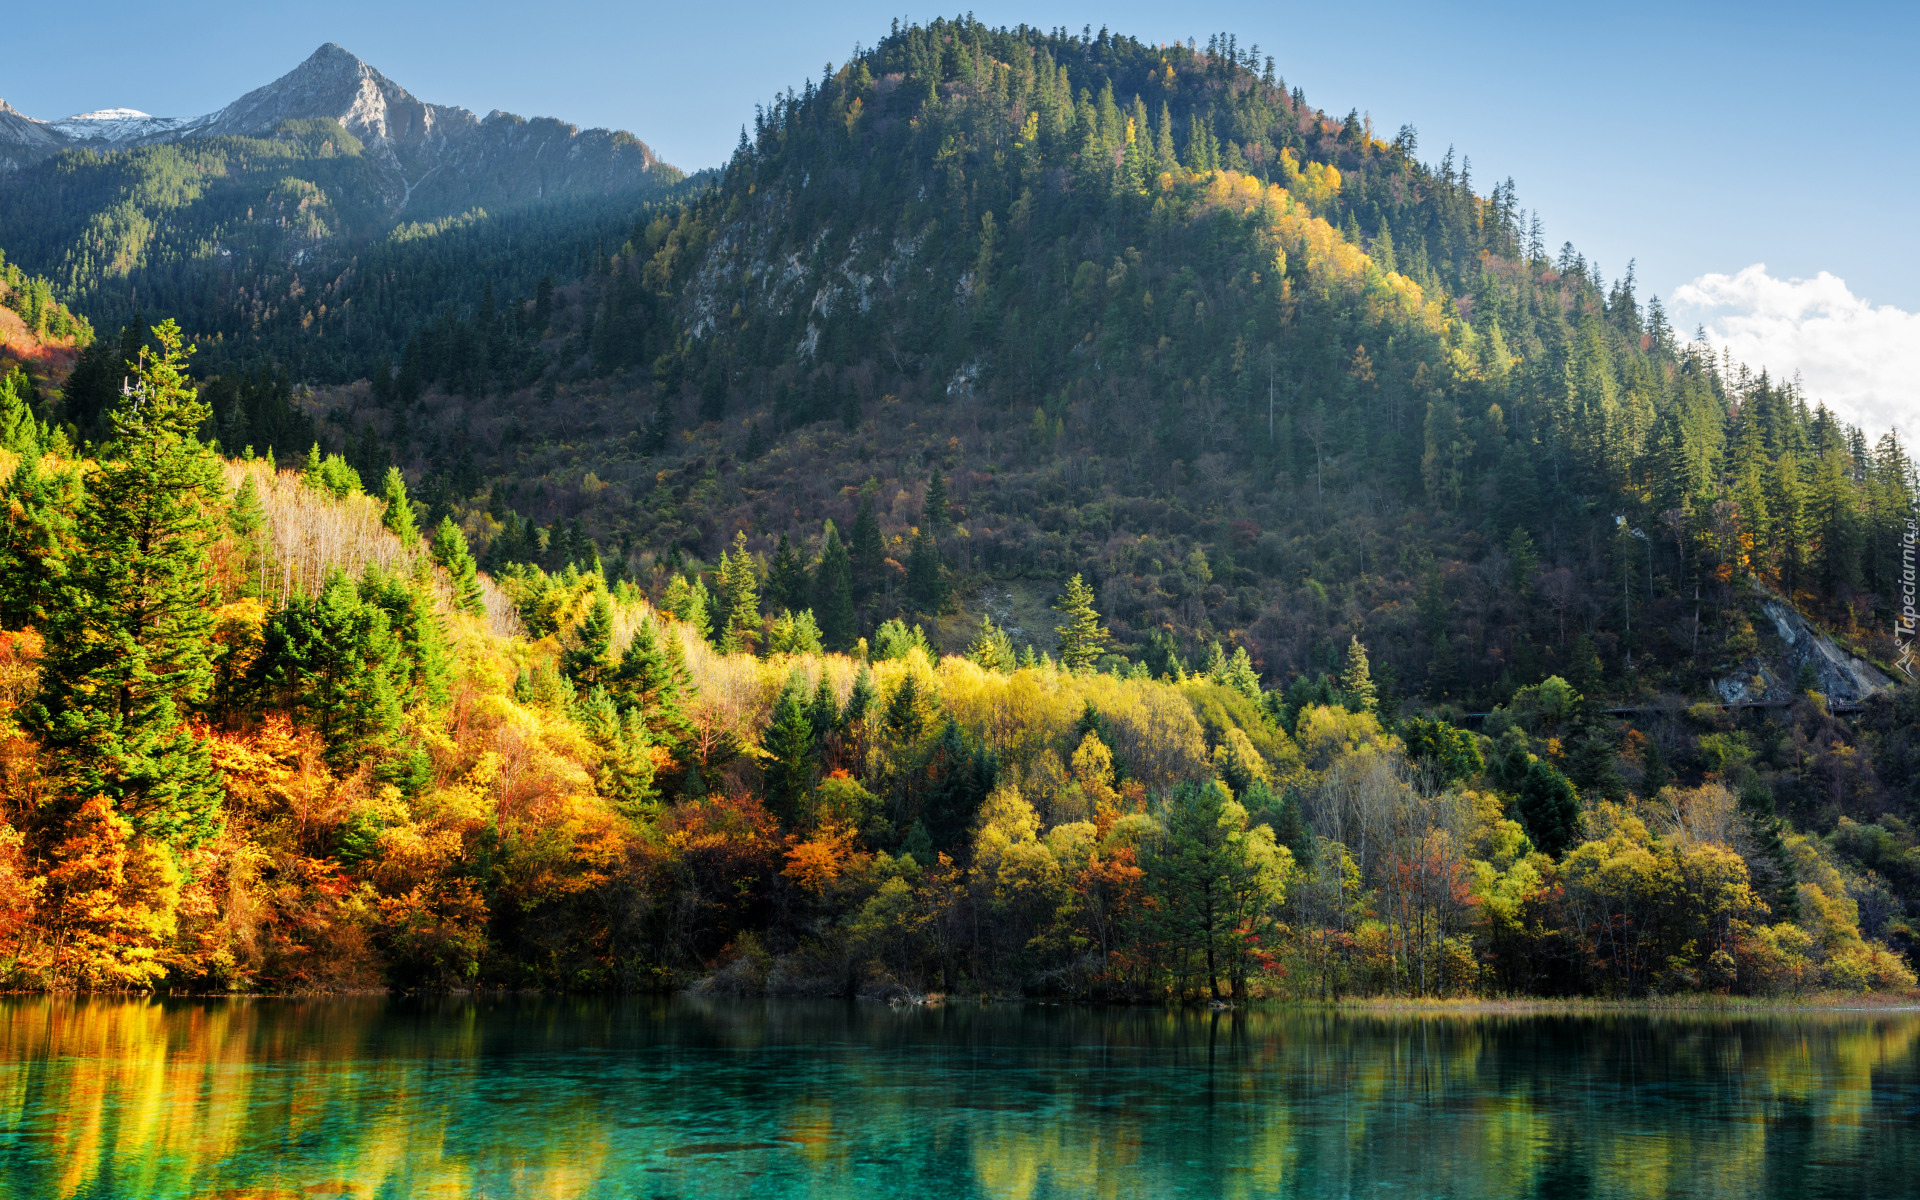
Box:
30 320 226 847
562 594 617 688
813 523 856 649
714 530 761 654
380 466 419 545
762 674 818 826
0 453 81 627
255 570 409 772
924 473 950 531
1339 636 1377 714
430 517 485 616
613 616 697 755
766 534 807 612
849 488 884 599
967 613 1016 672
1517 760 1581 856
1053 573 1108 673
906 530 948 614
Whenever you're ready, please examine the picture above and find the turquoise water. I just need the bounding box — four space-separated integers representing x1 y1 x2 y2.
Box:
3 998 1919 1199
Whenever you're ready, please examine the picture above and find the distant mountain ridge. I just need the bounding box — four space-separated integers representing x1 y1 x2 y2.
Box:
0 43 664 206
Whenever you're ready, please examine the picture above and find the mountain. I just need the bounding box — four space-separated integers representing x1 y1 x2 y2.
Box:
0 18 1916 1003
0 44 689 368
0 43 663 199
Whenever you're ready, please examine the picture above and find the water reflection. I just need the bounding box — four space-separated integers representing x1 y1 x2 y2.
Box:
2 998 1917 1199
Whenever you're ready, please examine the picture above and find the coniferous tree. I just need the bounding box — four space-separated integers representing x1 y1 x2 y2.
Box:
1340 636 1377 714
562 594 617 688
429 517 486 616
613 616 697 756
967 613 1016 672
924 473 950 531
849 489 885 599
0 453 81 627
761 673 818 826
1052 573 1108 672
255 570 410 773
660 573 712 642
29 320 226 847
765 534 807 611
714 531 761 654
380 467 419 545
1517 760 1580 856
905 530 948 614
813 523 856 649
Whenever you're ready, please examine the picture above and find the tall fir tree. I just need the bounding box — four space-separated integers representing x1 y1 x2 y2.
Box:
813 523 856 650
29 320 226 846
848 487 885 600
430 517 485 616
1052 573 1109 672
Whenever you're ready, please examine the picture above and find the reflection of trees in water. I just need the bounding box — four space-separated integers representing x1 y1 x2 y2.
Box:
5 999 1917 1199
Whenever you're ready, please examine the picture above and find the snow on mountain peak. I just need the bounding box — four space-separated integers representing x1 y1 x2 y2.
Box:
48 108 190 142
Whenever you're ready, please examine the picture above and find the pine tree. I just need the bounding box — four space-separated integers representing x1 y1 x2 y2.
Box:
1517 760 1580 856
0 453 81 627
380 466 418 545
430 517 486 616
714 530 761 654
813 523 856 649
924 473 950 531
849 488 885 599
562 594 617 688
613 616 697 756
29 320 226 847
1052 573 1108 672
255 570 410 772
762 674 818 826
660 573 712 642
906 530 948 613
743 421 768 461
1221 646 1261 700
967 613 1016 672
766 534 807 612
1339 636 1377 714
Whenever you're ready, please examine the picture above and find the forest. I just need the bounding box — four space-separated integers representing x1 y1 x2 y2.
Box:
0 18 1916 998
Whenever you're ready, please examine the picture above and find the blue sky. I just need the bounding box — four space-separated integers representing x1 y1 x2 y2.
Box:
7 1 1917 435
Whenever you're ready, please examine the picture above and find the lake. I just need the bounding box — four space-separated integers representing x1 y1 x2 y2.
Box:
2 997 1917 1199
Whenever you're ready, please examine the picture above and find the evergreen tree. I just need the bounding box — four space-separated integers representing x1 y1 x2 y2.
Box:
714 530 761 654
29 320 226 847
613 616 697 756
1517 760 1580 856
1147 780 1287 999
761 673 818 826
0 453 81 627
813 523 856 649
967 613 1016 672
1339 636 1377 714
660 573 712 642
562 594 617 688
254 570 410 773
1052 573 1108 672
922 718 996 850
430 517 485 616
766 534 807 612
849 487 885 599
924 473 950 531
380 466 419 545
905 530 948 613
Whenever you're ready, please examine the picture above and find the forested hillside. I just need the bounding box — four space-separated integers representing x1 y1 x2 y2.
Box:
0 18 1916 997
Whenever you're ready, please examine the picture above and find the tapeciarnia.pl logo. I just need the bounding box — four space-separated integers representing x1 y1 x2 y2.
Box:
1899 509 1918 681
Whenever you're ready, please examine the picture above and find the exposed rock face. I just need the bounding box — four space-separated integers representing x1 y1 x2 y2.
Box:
1714 595 1894 707
0 44 663 212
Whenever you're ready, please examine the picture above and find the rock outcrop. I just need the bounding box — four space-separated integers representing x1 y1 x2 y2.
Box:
0 44 665 213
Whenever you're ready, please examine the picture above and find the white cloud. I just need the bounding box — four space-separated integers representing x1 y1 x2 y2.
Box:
1668 264 1920 445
